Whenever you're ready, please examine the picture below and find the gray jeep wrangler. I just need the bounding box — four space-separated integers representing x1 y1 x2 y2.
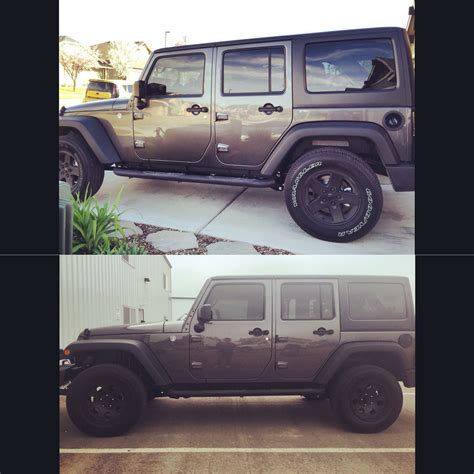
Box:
60 275 415 436
59 27 414 242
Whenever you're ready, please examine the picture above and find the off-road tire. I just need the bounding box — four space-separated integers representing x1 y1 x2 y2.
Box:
329 365 403 433
59 132 104 199
66 364 147 437
284 148 383 242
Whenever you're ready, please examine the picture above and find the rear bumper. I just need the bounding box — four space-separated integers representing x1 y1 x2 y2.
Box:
403 368 416 387
386 164 415 192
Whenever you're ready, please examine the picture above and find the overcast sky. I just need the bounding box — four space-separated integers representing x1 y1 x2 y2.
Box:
168 255 415 298
59 0 412 48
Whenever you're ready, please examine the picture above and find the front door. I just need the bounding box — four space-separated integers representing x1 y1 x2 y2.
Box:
133 48 213 163
275 279 341 379
214 41 293 167
189 280 272 380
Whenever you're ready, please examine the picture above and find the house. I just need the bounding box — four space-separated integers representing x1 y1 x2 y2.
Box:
59 255 172 348
91 41 152 81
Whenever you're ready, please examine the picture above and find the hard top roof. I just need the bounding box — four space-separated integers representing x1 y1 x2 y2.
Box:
153 27 404 54
207 275 408 281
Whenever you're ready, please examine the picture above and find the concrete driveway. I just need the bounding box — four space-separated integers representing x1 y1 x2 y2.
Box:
96 172 414 254
60 389 415 473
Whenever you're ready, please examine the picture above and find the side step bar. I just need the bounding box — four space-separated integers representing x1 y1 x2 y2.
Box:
113 168 275 188
166 388 325 398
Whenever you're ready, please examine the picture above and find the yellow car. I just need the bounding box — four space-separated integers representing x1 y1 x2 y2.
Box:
83 79 132 102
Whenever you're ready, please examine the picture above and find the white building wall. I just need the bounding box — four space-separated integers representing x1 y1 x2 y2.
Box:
60 256 171 348
171 297 196 320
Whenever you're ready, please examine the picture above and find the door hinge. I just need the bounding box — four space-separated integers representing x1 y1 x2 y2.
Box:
190 335 202 343
134 139 145 148
191 361 203 369
216 112 228 121
217 143 230 152
133 111 144 120
276 361 288 369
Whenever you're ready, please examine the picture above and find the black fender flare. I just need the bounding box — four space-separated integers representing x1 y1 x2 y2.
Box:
66 339 171 386
59 115 121 165
313 341 410 385
261 121 400 176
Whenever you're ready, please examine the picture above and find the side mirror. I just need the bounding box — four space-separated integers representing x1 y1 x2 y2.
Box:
147 82 167 96
198 304 212 323
133 80 147 99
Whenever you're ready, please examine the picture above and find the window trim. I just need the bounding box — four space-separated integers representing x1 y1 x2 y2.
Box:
347 282 408 322
145 52 206 98
203 282 266 321
221 46 287 97
303 37 397 95
280 282 336 321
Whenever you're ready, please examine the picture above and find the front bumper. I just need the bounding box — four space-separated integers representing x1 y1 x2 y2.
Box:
59 363 78 394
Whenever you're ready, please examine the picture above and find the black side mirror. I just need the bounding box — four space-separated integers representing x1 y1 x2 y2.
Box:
147 82 167 96
198 304 212 323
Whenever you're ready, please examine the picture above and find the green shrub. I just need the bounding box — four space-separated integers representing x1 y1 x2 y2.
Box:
109 239 148 255
72 188 125 254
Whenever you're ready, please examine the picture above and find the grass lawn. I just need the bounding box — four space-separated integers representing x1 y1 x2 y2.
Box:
59 86 86 100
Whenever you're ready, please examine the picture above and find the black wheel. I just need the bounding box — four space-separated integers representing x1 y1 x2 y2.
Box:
284 148 383 242
330 365 403 433
59 132 104 199
66 364 147 437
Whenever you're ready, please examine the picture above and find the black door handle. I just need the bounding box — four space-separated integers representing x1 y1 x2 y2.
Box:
249 327 269 336
258 103 283 115
186 104 209 115
313 327 334 336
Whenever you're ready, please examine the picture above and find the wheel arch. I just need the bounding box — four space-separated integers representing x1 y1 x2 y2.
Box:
65 339 171 389
315 342 411 388
261 122 400 177
59 115 121 165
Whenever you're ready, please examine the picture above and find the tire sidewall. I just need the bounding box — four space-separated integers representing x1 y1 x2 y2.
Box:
59 137 87 196
66 364 146 437
285 151 383 242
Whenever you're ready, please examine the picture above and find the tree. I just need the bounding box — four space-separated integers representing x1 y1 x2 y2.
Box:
59 42 98 91
107 41 136 80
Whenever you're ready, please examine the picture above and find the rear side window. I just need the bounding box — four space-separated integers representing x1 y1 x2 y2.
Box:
281 283 334 320
223 47 285 94
147 53 205 96
305 39 396 93
348 283 407 320
87 81 114 93
205 284 265 321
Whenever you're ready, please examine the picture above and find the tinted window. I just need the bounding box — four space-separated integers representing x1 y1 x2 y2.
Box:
281 283 334 320
348 283 407 320
223 47 285 94
87 81 114 92
305 39 396 93
205 284 265 321
148 53 205 96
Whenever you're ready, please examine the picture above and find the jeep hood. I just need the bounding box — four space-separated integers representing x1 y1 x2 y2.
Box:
63 97 130 114
78 322 165 338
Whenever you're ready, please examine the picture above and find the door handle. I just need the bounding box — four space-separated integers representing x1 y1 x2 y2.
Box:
313 327 334 336
248 327 269 336
186 104 209 115
258 103 283 115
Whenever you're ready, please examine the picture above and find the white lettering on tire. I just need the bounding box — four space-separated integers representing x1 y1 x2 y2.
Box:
291 161 322 207
337 188 373 237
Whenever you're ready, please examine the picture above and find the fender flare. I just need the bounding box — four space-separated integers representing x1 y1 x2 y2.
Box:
261 121 400 176
313 341 410 385
59 115 121 165
66 339 171 386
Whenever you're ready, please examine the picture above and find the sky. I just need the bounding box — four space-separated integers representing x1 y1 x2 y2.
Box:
59 0 412 49
167 255 415 298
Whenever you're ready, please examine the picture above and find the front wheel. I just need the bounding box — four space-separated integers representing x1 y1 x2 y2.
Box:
330 365 403 433
284 148 383 242
66 364 147 436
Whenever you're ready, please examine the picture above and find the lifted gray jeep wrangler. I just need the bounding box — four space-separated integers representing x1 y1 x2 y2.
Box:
59 27 414 242
60 275 415 436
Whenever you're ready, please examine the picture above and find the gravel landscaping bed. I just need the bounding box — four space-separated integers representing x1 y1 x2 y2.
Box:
123 223 293 255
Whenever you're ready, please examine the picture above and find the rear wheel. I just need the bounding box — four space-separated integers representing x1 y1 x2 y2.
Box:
59 132 104 199
330 365 403 433
284 148 383 242
66 364 147 437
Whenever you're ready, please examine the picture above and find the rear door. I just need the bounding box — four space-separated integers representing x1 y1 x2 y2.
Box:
189 279 272 380
275 278 340 379
214 41 293 167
